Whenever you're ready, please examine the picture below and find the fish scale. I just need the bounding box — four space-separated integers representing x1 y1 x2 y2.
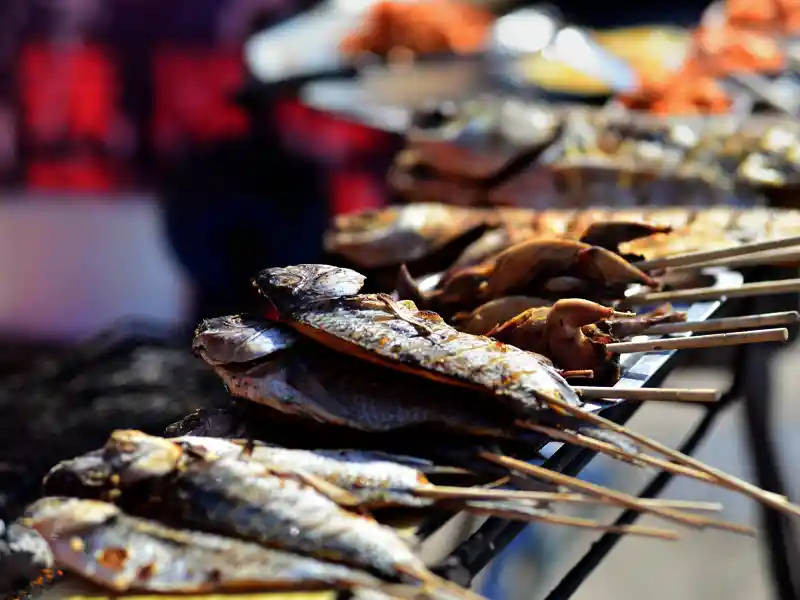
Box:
24 498 390 594
156 458 430 582
284 293 581 414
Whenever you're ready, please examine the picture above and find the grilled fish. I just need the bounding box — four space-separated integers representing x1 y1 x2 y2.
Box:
23 497 402 595
254 264 583 415
41 432 687 541
193 315 520 435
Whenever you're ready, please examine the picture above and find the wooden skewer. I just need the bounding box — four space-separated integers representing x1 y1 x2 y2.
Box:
622 278 800 306
573 386 721 403
539 394 800 519
522 423 718 484
466 506 679 540
634 234 800 271
671 248 800 270
643 311 800 335
479 452 753 534
605 328 788 354
416 485 723 511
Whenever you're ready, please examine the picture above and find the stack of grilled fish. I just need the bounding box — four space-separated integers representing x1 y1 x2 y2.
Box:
13 234 800 597
392 99 800 208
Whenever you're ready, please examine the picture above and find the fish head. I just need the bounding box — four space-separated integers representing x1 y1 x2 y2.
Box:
253 264 366 313
24 497 118 538
103 430 183 484
193 315 298 366
42 450 115 497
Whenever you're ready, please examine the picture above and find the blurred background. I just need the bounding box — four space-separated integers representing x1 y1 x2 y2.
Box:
0 2 797 600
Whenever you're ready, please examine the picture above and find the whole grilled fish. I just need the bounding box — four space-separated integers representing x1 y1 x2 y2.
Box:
23 497 400 595
42 430 476 596
193 315 519 435
254 264 581 415
41 432 682 540
325 203 494 269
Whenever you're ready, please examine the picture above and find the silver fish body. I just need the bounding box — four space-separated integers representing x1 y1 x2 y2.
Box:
24 497 388 594
195 317 515 434
160 457 431 582
255 265 580 414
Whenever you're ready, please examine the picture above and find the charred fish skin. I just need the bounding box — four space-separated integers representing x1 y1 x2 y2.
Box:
23 497 386 594
194 316 516 435
157 457 430 582
254 265 581 414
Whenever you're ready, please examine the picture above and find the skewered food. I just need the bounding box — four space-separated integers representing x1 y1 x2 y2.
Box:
23 497 408 596
326 203 800 271
43 431 685 539
35 433 478 598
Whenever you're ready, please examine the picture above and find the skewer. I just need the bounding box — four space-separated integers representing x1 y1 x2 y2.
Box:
605 328 788 354
643 311 800 335
479 452 754 535
468 506 679 540
539 394 800 519
521 422 719 486
573 386 721 403
634 234 800 271
671 248 800 270
415 485 723 511
621 278 800 306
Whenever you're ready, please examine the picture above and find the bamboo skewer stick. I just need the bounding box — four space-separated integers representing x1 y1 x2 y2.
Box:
539 394 800 519
415 485 723 511
622 278 800 306
634 234 800 271
466 506 679 540
605 328 788 354
573 386 721 403
643 311 800 335
672 248 800 270
479 452 753 534
521 423 720 485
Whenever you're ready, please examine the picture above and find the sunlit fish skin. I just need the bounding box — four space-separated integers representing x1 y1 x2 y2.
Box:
168 458 435 580
24 497 388 594
194 316 515 434
254 265 580 414
177 436 428 494
64 431 435 585
324 203 492 269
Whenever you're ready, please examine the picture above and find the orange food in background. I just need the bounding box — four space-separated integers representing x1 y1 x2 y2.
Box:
339 0 494 58
621 0 792 114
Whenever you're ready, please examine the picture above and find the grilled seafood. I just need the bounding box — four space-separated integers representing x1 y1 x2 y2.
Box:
325 204 495 270
251 264 800 522
44 431 473 594
43 431 684 539
400 238 657 316
486 299 687 384
326 203 800 271
193 315 519 435
451 296 552 335
23 497 402 595
254 265 581 414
